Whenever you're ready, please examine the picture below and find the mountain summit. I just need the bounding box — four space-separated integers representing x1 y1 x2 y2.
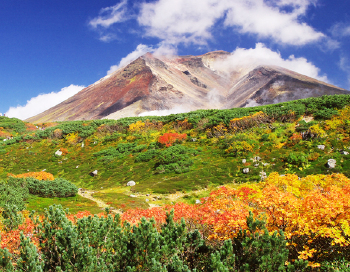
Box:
26 51 348 123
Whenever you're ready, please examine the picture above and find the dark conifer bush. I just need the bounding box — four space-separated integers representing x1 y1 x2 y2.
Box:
0 206 308 271
26 177 78 198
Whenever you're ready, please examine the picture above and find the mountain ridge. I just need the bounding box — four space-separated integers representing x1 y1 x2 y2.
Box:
26 51 348 123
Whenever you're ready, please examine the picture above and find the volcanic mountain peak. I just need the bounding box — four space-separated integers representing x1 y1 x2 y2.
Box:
26 51 348 123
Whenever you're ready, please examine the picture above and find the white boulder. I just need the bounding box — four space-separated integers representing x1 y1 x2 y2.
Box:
127 180 136 186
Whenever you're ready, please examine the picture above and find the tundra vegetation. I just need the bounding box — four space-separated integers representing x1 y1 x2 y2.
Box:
1 94 350 270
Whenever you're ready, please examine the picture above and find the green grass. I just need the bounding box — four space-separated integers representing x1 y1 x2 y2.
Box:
92 191 149 211
26 194 103 214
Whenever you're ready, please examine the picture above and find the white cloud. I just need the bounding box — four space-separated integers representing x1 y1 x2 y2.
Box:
107 43 177 75
89 0 129 28
211 43 328 82
6 85 85 120
330 22 350 38
223 0 324 45
99 33 117 42
137 0 324 46
339 56 350 88
107 44 153 74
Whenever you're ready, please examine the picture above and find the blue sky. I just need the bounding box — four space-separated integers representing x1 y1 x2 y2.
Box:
1 0 350 119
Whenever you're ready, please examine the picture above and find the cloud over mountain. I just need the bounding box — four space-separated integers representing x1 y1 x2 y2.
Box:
91 0 326 46
6 85 85 120
212 43 328 82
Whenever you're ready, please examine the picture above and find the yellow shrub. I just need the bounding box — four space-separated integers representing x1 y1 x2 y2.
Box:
129 121 145 132
65 132 79 145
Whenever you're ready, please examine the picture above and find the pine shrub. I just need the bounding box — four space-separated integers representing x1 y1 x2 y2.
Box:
26 177 78 198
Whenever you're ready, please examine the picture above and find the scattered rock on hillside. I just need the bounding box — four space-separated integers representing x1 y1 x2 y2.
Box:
195 199 201 204
326 159 336 169
260 171 267 181
127 180 136 186
340 150 349 155
55 150 63 156
242 159 247 164
90 170 98 177
130 194 136 198
243 168 250 174
317 145 325 150
252 156 261 162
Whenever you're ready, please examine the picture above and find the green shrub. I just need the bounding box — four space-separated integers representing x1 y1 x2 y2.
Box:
94 143 148 163
135 149 160 162
321 259 350 271
285 152 308 167
313 108 339 120
132 144 147 153
156 145 199 174
1 204 24 231
0 177 29 211
26 178 78 198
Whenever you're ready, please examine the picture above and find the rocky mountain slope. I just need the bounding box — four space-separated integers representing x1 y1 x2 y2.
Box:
26 51 348 123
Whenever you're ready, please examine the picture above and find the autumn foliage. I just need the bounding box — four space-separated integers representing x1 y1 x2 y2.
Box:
158 132 187 147
121 173 350 267
8 172 54 181
1 173 350 268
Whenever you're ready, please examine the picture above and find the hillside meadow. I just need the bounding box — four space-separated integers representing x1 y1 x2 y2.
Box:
1 94 350 271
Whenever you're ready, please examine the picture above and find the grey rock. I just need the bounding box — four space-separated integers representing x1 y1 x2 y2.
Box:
127 180 136 186
340 150 349 155
191 138 197 142
327 159 336 169
254 163 259 167
90 170 98 176
317 145 325 150
55 150 63 156
242 159 247 164
260 171 267 180
130 195 136 198
146 199 149 202
81 142 84 148
195 199 201 204
243 168 250 174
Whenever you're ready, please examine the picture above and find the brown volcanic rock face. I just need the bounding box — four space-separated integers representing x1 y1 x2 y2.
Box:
224 66 348 108
27 58 154 122
26 51 349 123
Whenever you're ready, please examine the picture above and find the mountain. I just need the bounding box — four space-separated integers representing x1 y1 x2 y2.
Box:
26 51 348 123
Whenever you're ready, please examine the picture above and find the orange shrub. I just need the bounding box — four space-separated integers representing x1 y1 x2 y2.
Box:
158 132 187 147
25 123 37 131
288 133 303 144
59 147 69 155
8 171 54 181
